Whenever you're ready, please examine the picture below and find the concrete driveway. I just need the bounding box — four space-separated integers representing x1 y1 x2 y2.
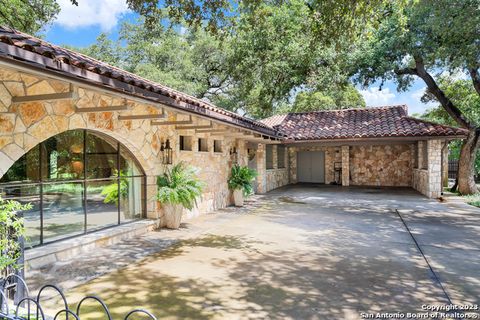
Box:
37 185 480 319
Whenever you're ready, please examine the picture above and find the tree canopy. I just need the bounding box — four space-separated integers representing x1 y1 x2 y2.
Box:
0 0 78 34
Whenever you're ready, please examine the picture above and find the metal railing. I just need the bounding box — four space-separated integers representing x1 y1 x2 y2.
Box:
0 274 157 320
448 159 458 180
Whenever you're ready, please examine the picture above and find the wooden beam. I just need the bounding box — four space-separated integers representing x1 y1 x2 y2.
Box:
12 91 77 104
118 113 166 120
195 128 227 134
75 105 129 113
152 120 193 126
176 122 213 130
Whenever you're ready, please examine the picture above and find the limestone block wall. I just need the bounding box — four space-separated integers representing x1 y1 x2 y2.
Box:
412 139 445 198
0 67 243 226
342 146 350 186
265 145 289 192
349 144 413 187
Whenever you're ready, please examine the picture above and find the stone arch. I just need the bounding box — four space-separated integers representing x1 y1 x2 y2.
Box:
0 113 156 179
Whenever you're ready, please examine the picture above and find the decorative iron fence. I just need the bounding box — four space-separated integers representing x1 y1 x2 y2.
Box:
448 159 458 180
0 274 156 320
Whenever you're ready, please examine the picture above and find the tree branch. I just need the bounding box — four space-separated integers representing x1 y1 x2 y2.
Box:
413 55 473 129
469 67 480 97
394 67 418 76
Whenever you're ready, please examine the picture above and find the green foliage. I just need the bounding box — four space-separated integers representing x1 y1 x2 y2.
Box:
227 164 257 196
157 162 204 210
419 77 480 174
0 196 31 273
101 171 129 205
79 3 365 118
463 193 480 208
289 85 365 112
126 0 391 42
0 0 74 34
352 0 479 94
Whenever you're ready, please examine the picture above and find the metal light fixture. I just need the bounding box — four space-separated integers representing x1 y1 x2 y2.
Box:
161 139 173 164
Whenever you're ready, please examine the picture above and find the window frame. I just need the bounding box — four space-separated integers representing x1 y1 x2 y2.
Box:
179 135 193 151
198 138 208 152
0 129 146 248
213 140 223 153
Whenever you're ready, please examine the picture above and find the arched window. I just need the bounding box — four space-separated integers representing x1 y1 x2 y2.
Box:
0 130 146 247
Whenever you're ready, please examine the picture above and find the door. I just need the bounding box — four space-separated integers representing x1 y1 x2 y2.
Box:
297 151 325 183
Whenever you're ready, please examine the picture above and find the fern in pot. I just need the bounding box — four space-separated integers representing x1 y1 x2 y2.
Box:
157 162 203 229
228 164 257 207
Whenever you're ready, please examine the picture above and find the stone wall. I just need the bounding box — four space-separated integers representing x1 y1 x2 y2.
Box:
0 67 253 226
265 145 289 192
349 144 413 187
412 139 445 198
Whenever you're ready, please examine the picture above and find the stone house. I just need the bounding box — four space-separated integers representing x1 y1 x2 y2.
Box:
0 27 467 252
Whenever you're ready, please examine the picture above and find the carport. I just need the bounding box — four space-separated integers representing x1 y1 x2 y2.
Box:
261 106 467 198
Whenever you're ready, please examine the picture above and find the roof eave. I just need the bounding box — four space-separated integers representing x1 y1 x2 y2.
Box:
0 42 279 138
282 135 467 144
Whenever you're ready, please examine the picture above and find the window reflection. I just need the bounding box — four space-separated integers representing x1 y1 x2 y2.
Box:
87 180 119 231
0 184 41 247
42 182 85 243
0 129 145 247
86 132 118 179
41 130 85 181
0 145 40 183
121 176 144 222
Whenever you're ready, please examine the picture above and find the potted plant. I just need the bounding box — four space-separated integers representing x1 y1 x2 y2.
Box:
228 164 257 207
157 162 203 229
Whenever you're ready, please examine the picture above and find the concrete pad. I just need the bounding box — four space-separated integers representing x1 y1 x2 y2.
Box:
30 185 480 319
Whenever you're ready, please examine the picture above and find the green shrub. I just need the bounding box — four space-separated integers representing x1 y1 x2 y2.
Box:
157 162 204 210
101 170 129 205
228 165 257 196
0 197 31 274
463 193 480 208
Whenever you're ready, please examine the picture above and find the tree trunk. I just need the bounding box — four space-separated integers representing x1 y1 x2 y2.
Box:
457 129 480 194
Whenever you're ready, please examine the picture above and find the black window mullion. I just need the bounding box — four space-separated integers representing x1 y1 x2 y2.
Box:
39 141 44 245
117 142 121 225
83 129 87 234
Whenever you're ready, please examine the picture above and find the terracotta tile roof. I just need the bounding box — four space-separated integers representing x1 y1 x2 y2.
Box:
259 114 288 127
265 105 468 141
0 26 277 136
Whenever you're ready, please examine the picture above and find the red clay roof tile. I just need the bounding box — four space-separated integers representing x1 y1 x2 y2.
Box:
264 106 468 141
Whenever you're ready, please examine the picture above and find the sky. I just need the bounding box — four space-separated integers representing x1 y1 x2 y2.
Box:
44 0 436 116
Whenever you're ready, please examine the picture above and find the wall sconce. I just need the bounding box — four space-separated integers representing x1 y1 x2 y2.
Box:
161 139 173 164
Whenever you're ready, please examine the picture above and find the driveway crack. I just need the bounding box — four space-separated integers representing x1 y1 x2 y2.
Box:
394 209 453 305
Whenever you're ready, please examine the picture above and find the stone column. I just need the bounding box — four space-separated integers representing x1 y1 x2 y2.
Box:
288 147 297 183
236 139 248 166
427 139 442 198
256 143 267 193
341 145 350 186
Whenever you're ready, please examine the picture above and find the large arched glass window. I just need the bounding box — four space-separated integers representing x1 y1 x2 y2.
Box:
0 130 146 247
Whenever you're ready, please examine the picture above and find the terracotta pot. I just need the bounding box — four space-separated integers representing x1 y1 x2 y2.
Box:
163 203 184 229
233 189 244 207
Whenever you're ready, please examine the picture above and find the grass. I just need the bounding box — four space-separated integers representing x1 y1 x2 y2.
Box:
463 193 480 208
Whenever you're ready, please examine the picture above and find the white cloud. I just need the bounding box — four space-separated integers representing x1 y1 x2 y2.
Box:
411 87 427 101
55 0 130 31
360 87 395 106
